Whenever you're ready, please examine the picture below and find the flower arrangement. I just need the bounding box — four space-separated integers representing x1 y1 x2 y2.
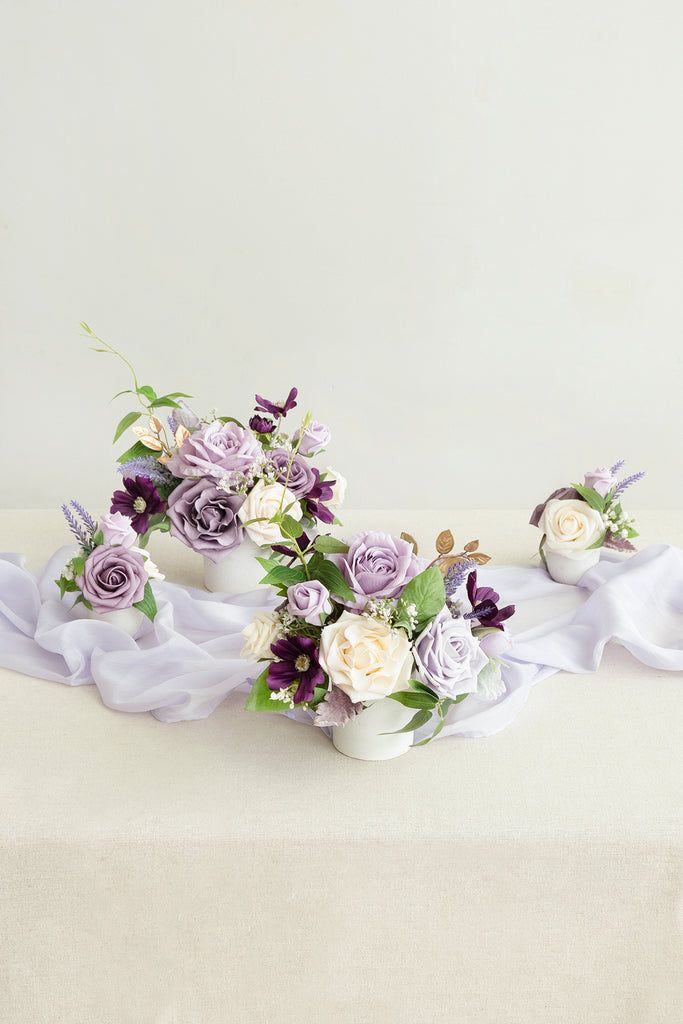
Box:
55 502 162 619
530 460 645 567
241 527 515 749
82 323 345 567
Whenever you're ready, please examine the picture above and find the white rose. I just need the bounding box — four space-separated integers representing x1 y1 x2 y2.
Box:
237 479 303 547
325 467 347 510
241 611 281 660
319 610 413 703
540 499 604 558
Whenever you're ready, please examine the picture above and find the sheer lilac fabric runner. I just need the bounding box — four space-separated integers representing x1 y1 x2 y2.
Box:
0 544 681 735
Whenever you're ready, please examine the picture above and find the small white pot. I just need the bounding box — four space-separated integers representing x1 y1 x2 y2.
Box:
203 538 266 595
85 605 144 637
332 698 418 761
544 547 600 585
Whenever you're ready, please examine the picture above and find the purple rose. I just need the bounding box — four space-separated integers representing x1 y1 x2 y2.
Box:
287 580 332 625
413 610 488 699
77 545 147 612
167 478 245 562
166 421 263 480
584 468 614 497
268 448 316 498
295 420 331 456
330 531 421 610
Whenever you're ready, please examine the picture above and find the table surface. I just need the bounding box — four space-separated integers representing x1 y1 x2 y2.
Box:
0 508 681 846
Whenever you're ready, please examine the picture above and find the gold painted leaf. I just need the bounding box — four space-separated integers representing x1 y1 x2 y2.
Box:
437 554 467 574
435 529 454 555
470 552 491 565
463 539 479 552
148 415 163 434
400 532 419 555
138 434 163 451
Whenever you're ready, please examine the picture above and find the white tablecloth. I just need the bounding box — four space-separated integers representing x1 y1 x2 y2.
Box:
0 510 681 1024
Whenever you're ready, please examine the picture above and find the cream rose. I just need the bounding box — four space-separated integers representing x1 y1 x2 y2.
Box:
237 479 302 547
241 611 281 660
319 610 413 703
540 499 604 558
325 467 347 510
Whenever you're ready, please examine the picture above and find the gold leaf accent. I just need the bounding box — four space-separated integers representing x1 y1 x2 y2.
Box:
463 539 479 552
149 415 163 434
175 425 190 448
138 434 163 451
400 532 418 555
435 529 454 555
470 552 491 565
437 554 467 574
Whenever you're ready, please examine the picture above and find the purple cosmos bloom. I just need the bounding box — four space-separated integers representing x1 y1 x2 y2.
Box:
464 571 515 630
110 476 167 534
267 635 325 704
249 414 275 435
304 468 335 524
254 387 298 418
271 530 311 561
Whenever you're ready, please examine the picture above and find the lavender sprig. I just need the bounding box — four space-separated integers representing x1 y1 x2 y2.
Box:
118 456 174 488
444 558 477 598
612 471 645 499
609 459 625 476
70 500 97 535
61 502 90 547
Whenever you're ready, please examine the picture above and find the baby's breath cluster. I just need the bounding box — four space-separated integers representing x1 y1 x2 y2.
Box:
602 500 635 540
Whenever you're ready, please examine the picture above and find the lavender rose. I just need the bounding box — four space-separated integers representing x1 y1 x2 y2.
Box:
268 448 316 498
99 511 137 548
77 545 147 612
167 478 244 562
166 421 263 480
295 420 331 456
413 610 488 699
584 467 614 497
330 531 421 610
287 581 332 625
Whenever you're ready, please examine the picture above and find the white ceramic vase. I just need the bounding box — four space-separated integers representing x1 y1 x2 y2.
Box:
332 698 418 761
85 605 144 637
544 547 600 585
203 537 265 595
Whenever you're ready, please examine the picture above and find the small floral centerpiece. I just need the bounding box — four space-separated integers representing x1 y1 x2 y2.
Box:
241 528 515 760
83 323 345 594
530 460 644 584
56 501 162 634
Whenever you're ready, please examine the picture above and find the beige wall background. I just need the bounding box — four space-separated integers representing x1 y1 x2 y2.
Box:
1 1 681 511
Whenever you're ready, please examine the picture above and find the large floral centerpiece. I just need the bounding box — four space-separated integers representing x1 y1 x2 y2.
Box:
530 459 644 584
84 323 345 591
241 527 515 758
55 501 162 633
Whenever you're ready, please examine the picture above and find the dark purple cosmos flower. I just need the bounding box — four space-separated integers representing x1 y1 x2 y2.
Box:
110 476 167 535
254 387 298 418
249 414 275 435
267 635 325 704
304 469 335 524
271 530 312 561
464 571 515 630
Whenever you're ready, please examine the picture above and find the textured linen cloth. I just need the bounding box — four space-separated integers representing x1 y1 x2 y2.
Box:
0 511 681 1023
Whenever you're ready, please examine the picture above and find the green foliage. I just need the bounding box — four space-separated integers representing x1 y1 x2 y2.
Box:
313 535 349 554
571 483 606 512
217 416 245 428
245 668 281 712
55 576 79 598
113 411 142 443
133 581 157 621
396 566 445 634
307 557 355 603
386 688 438 710
116 439 159 464
259 563 308 591
383 708 433 735
280 515 304 540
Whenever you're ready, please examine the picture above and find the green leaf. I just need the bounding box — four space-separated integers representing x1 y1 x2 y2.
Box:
92 530 104 546
571 483 606 513
148 396 181 409
111 389 135 401
137 385 157 402
260 564 307 590
113 411 142 442
397 566 446 633
55 576 78 597
413 710 446 746
133 581 157 621
217 416 245 428
586 531 607 550
117 439 160 463
313 535 349 554
386 689 438 710
308 558 355 603
382 708 433 735
162 392 193 399
410 680 440 699
71 555 85 576
245 668 283 712
73 593 93 611
280 514 304 540
538 534 548 570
